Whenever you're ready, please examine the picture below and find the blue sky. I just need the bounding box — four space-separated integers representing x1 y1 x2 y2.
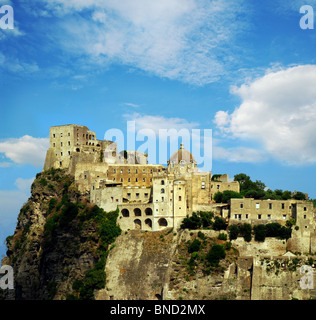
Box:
1 0 316 258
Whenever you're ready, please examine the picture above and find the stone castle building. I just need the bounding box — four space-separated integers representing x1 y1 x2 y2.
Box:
44 124 315 243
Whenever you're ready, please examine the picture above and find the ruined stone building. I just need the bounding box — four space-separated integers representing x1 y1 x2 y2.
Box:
43 124 315 238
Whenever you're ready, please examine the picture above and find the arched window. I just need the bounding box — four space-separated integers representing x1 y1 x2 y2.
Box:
134 219 142 230
161 188 165 194
145 219 152 230
134 208 141 216
145 208 153 216
158 218 168 228
161 180 165 185
121 209 129 217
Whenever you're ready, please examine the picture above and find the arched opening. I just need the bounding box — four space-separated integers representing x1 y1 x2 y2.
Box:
121 209 129 217
144 218 152 230
134 208 141 216
76 148 80 152
134 219 142 230
145 208 153 216
161 188 165 194
161 180 165 185
158 218 168 228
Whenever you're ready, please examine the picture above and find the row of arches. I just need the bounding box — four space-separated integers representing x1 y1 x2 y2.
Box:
133 218 168 230
121 207 152 217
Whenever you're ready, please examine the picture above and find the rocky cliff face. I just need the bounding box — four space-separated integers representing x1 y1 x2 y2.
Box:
1 168 120 300
1 169 316 300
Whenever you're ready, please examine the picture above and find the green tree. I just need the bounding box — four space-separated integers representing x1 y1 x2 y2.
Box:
253 224 266 242
206 244 226 267
188 238 201 253
213 216 227 231
239 223 252 242
228 225 239 241
292 192 306 201
222 190 243 203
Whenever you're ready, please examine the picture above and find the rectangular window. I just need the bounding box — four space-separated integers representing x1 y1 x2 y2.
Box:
120 178 123 182
113 169 116 173
282 203 285 210
269 203 272 210
68 141 70 146
201 181 205 189
68 132 70 136
143 178 146 182
127 193 131 199
53 143 55 147
304 207 307 211
144 193 148 198
128 178 131 182
304 215 307 219
143 169 146 173
256 203 260 209
136 178 138 182
61 142 63 147
179 196 182 201
53 134 55 138
128 169 130 174
217 185 220 189
283 215 287 220
240 203 243 209
136 193 139 199
136 169 138 174
258 214 262 219
245 214 248 219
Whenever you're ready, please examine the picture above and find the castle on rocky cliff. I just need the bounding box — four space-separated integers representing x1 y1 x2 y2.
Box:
43 124 316 252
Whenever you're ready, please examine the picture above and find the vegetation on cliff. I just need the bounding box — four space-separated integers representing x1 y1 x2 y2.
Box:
4 168 121 300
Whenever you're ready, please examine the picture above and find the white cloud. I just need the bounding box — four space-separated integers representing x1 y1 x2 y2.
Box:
123 102 140 109
214 65 316 165
124 112 199 134
0 181 31 257
213 146 267 163
15 177 35 193
32 0 249 85
0 135 49 167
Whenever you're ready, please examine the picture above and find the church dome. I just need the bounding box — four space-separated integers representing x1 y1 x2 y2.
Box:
169 143 196 164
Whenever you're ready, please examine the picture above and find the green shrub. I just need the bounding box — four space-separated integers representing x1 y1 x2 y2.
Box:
213 217 227 231
39 178 48 186
206 244 226 267
253 224 266 242
188 238 201 253
239 223 252 242
228 225 239 241
218 233 227 241
197 231 206 240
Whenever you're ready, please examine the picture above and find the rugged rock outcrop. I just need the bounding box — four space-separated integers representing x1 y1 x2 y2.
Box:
1 169 316 300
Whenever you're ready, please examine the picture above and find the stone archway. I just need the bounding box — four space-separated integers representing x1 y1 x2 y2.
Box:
134 219 142 230
158 218 168 229
145 208 153 216
144 218 152 230
121 209 129 217
134 208 141 216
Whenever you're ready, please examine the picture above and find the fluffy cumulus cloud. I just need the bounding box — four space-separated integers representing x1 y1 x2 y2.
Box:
0 135 49 167
28 0 249 85
214 65 316 165
124 112 199 134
